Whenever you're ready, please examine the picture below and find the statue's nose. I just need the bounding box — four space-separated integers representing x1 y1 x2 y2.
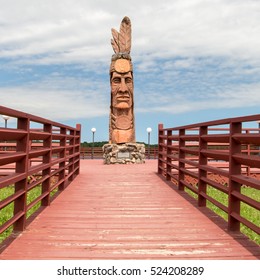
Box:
119 80 128 93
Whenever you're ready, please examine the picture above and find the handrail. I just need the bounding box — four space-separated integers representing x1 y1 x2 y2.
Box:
3 143 258 161
0 105 81 238
158 114 260 236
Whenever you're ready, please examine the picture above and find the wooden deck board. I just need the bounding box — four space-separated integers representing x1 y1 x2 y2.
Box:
0 160 259 259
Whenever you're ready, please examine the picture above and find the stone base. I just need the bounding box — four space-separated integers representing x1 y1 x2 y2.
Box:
102 143 145 164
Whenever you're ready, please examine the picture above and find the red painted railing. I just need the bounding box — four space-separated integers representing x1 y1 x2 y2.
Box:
0 105 81 237
158 115 260 235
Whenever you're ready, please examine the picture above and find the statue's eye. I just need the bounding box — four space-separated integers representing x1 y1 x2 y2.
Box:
125 78 132 84
112 78 121 84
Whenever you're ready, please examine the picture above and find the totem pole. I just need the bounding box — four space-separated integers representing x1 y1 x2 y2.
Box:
109 16 135 144
103 17 145 164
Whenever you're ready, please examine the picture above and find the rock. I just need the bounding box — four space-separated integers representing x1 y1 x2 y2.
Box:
110 157 117 163
102 143 145 164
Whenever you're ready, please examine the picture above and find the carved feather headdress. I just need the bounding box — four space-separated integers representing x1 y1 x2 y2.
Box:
110 16 133 73
111 16 131 54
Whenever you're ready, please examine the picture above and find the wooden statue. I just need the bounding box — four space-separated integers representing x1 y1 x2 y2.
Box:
109 16 135 144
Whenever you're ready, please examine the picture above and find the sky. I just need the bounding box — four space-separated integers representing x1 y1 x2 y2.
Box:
0 0 260 144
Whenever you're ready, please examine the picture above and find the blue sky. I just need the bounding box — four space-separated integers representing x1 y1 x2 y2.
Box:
1 0 260 144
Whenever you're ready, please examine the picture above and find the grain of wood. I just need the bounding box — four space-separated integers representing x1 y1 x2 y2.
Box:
0 160 259 259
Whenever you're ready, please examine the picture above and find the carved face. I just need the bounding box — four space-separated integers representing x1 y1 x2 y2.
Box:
111 71 133 109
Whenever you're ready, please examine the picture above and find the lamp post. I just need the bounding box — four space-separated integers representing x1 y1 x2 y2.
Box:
146 127 152 159
2 115 10 128
91 128 96 159
2 115 10 151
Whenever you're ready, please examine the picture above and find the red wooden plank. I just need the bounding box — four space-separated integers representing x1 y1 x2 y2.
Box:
0 160 259 260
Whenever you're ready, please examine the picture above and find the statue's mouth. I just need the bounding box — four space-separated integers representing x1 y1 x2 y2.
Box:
117 96 130 102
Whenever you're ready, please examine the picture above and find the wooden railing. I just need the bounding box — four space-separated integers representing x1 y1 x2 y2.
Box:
0 105 81 238
158 114 260 235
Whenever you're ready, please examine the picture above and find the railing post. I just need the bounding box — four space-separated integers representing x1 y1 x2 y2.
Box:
158 123 164 174
42 123 52 206
13 117 30 232
69 128 75 181
75 124 81 175
245 129 250 176
228 122 242 231
59 127 66 191
178 129 185 191
198 126 208 207
166 129 172 181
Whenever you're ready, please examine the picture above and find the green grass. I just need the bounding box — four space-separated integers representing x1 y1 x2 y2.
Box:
0 186 15 242
185 186 260 245
0 184 58 243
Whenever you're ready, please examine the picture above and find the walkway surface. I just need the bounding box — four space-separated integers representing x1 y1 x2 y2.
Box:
0 160 259 259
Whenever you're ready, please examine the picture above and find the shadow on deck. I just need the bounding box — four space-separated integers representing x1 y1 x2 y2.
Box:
0 160 259 260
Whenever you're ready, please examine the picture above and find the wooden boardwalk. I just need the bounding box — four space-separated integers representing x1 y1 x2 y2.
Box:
0 160 259 259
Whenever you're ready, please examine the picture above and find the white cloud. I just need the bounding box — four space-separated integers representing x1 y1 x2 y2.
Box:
1 0 260 64
1 0 260 124
0 76 109 120
136 83 260 114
